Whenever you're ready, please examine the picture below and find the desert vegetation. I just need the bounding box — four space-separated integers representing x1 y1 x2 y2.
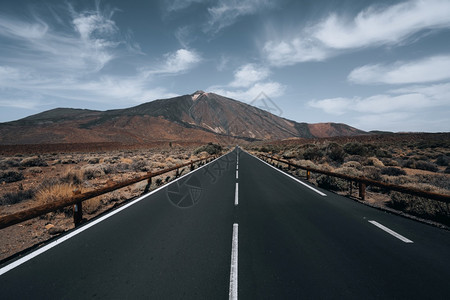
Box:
249 133 450 227
0 143 225 261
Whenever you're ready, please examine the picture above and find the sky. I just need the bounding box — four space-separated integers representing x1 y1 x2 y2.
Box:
0 0 449 132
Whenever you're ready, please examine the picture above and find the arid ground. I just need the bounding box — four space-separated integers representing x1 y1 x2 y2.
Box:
1 133 449 262
0 142 223 261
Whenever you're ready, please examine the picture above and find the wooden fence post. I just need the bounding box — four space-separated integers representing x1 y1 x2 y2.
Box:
349 181 353 196
190 161 194 171
143 176 152 194
359 182 366 200
73 188 82 226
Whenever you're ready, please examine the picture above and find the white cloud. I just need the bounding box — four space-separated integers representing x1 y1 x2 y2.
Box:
165 0 206 12
209 81 285 102
308 97 353 115
206 0 273 33
348 55 450 84
314 0 450 49
263 0 450 66
230 64 269 88
208 61 284 102
0 17 48 40
263 38 330 66
0 4 186 111
309 82 450 131
0 5 123 74
145 49 202 75
0 99 42 110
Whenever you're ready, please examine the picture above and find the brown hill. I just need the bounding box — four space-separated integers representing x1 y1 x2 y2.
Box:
0 91 366 145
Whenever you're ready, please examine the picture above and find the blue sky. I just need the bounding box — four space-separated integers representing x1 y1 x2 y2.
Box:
1 0 449 132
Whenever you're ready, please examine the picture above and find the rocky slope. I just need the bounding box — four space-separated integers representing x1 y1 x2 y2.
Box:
0 91 366 145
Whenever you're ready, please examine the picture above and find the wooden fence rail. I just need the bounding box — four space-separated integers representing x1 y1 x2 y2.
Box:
0 156 216 230
259 154 450 203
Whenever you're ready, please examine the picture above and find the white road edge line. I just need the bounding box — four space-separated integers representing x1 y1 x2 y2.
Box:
229 223 239 300
0 154 226 276
368 220 413 243
235 183 239 206
251 154 327 197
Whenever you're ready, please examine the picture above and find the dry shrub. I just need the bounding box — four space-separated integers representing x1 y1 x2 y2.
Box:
325 143 346 163
335 166 363 177
362 166 382 181
341 161 362 170
121 158 133 164
21 156 48 167
83 165 105 179
381 158 399 167
415 160 439 172
316 175 347 191
28 167 43 174
1 189 34 205
343 142 368 156
403 159 439 172
61 168 83 185
35 183 84 206
0 158 21 169
436 155 450 166
367 157 385 168
131 160 149 172
165 156 182 167
389 192 450 226
0 170 24 183
87 157 100 164
381 167 406 176
83 197 102 215
293 159 318 170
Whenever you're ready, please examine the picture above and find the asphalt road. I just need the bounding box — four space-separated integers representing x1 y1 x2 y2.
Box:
1 147 450 299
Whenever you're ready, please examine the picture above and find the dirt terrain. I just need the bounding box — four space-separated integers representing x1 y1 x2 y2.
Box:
0 143 222 262
249 132 450 227
1 133 449 262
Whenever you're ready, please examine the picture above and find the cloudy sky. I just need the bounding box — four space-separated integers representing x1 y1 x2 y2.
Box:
1 0 449 132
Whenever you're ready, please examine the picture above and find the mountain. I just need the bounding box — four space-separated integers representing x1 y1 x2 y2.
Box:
0 91 366 145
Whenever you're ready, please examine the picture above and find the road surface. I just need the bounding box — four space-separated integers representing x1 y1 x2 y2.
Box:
1 148 450 299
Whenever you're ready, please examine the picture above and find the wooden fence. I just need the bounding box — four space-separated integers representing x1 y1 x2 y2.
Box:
0 156 216 230
258 154 450 203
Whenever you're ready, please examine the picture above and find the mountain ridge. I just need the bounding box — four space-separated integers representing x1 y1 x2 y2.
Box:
0 91 366 145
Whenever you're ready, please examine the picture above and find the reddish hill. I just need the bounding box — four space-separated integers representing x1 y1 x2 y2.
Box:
0 91 366 145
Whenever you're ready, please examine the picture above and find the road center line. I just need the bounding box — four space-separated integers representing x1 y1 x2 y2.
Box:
236 170 238 179
229 223 239 300
235 183 239 206
368 220 413 243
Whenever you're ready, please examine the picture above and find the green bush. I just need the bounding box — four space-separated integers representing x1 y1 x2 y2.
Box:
343 142 368 156
381 167 406 176
0 170 24 183
21 156 48 167
388 192 450 226
194 142 222 155
436 155 449 166
1 189 34 205
303 146 323 161
131 160 148 172
316 175 347 191
326 143 346 163
415 160 439 172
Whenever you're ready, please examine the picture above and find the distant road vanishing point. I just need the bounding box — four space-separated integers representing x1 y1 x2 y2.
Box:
1 148 450 299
